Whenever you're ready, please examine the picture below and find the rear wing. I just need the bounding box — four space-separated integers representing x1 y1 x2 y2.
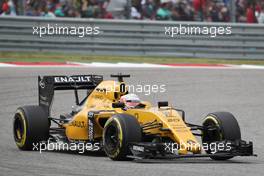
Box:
38 75 103 115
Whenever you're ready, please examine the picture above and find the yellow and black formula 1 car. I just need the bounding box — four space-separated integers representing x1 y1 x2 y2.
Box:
13 74 256 161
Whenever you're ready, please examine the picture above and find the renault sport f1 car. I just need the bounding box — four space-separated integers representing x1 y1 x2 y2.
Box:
13 74 256 161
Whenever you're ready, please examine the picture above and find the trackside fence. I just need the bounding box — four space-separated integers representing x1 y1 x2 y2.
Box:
0 16 264 59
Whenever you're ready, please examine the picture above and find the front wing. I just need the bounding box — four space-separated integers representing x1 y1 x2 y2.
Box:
128 140 256 162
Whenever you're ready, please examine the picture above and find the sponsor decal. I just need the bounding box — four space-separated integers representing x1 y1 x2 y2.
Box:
39 79 45 88
39 100 49 107
93 95 104 99
167 118 180 123
132 145 145 152
69 121 86 128
96 88 107 93
39 95 48 101
88 112 95 141
54 76 91 83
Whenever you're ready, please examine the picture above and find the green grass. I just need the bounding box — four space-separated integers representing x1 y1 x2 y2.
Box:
1 51 264 65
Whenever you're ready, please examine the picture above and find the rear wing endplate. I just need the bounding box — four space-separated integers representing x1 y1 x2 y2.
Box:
38 75 103 115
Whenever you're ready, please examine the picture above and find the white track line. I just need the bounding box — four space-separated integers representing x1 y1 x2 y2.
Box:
239 65 264 69
64 63 264 69
0 63 18 67
69 62 235 69
70 62 171 68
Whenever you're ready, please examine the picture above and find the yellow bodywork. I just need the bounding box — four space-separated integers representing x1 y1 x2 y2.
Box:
62 80 201 155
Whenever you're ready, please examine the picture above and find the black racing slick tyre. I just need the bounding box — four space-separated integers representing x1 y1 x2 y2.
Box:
13 106 49 150
103 114 142 161
202 111 241 160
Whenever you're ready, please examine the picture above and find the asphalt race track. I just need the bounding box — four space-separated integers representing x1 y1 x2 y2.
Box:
0 67 263 176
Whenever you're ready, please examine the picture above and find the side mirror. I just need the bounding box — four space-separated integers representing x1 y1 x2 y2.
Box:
158 101 168 108
112 102 125 108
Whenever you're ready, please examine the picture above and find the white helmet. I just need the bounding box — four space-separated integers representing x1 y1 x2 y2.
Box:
120 94 141 108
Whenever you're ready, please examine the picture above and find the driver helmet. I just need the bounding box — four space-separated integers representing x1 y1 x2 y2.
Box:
120 93 141 108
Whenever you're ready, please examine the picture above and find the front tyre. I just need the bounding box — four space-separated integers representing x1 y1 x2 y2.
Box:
13 106 49 150
202 111 241 160
103 114 142 161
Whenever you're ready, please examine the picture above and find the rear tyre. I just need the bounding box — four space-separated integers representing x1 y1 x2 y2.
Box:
202 111 241 160
13 106 49 150
103 114 142 161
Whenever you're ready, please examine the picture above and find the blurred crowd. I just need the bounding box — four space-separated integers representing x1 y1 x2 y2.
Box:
0 0 114 18
1 0 264 23
132 0 264 23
